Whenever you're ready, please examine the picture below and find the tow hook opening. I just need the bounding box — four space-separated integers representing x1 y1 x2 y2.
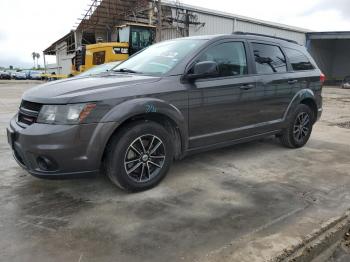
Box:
37 156 58 171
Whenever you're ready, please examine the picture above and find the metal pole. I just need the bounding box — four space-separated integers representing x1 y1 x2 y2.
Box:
148 1 153 25
43 52 47 73
233 18 237 33
185 10 189 37
157 0 162 42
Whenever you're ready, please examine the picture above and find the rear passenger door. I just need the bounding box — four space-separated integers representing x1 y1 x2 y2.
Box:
249 42 292 123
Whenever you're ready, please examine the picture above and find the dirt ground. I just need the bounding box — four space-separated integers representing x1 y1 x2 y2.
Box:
0 81 349 262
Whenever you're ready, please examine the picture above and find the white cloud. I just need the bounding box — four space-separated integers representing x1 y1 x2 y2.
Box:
184 0 350 31
282 9 350 31
0 0 349 68
0 0 88 68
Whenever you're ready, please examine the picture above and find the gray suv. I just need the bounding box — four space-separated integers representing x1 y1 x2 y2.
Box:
7 33 324 192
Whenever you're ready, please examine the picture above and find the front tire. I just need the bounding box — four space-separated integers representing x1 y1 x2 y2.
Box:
279 104 314 148
105 121 174 192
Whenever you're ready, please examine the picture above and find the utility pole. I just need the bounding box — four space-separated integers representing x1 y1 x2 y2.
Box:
43 52 47 73
157 0 162 42
184 10 189 37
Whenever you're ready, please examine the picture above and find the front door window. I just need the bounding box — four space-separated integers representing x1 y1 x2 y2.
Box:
195 41 248 77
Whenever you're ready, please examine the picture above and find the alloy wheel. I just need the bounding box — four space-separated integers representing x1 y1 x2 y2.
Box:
124 135 166 183
293 112 310 142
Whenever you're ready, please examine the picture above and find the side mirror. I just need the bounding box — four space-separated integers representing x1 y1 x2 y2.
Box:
186 61 219 80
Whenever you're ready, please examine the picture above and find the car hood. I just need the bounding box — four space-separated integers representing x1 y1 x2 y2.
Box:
23 73 161 104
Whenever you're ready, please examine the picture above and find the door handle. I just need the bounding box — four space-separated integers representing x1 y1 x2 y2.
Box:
288 79 298 85
239 84 255 90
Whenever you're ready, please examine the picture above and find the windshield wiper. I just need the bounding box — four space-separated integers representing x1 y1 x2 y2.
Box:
113 68 139 73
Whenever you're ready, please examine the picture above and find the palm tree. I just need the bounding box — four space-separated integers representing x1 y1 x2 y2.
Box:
36 53 40 69
32 52 36 68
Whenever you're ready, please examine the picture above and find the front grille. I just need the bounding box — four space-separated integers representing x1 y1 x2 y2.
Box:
17 100 42 126
21 100 42 112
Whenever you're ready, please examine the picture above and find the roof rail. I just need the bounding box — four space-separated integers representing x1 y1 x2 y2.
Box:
233 31 299 44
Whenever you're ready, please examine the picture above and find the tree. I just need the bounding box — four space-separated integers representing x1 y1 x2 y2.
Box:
32 52 36 68
36 53 40 69
31 52 41 69
9 65 13 70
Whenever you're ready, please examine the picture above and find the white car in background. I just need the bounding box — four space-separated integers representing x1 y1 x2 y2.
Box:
342 76 350 89
29 71 44 80
14 72 27 80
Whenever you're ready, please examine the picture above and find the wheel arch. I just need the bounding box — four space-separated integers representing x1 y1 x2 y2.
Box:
300 98 318 121
283 89 317 121
100 98 188 165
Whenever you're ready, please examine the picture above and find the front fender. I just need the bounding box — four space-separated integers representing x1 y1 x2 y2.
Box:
101 97 188 152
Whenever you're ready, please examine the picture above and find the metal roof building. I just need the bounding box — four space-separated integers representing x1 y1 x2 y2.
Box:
44 0 310 75
307 31 350 83
161 1 309 44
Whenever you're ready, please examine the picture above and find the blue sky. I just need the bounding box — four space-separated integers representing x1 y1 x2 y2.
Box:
1 0 349 68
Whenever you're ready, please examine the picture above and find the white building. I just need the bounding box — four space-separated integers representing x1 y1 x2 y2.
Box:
160 1 308 44
44 0 310 75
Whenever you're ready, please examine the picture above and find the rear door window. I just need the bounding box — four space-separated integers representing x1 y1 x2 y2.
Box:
252 43 287 74
284 48 314 71
196 42 248 77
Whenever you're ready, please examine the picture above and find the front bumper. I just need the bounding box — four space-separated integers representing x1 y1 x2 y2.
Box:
7 117 118 178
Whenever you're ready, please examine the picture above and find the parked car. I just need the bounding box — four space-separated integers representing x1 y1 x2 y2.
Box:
29 71 44 80
20 70 27 78
14 72 27 80
77 61 121 77
342 76 350 89
10 72 17 79
7 33 324 192
6 70 17 79
0 71 11 80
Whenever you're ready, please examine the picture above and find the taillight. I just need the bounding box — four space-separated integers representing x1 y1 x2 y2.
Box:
320 73 326 85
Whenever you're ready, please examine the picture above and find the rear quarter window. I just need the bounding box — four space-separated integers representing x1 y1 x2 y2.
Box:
284 48 314 71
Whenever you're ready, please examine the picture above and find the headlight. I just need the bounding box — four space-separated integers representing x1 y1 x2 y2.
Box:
37 103 96 124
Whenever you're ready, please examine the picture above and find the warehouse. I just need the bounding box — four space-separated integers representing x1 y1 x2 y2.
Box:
44 0 309 75
164 1 308 44
307 31 350 84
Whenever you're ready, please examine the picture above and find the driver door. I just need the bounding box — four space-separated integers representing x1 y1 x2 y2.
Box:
188 40 258 148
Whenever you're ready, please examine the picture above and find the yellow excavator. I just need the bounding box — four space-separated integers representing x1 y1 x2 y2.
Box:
71 23 156 76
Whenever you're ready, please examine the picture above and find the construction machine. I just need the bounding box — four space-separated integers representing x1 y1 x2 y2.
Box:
71 23 156 75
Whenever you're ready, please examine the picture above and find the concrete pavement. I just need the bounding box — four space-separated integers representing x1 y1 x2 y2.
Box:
0 82 349 262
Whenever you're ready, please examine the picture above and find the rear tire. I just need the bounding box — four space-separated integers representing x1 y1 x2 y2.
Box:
279 104 314 148
105 121 174 192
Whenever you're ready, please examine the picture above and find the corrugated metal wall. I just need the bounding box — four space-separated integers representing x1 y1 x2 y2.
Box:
189 13 233 36
308 40 334 79
309 39 350 81
331 40 350 80
163 9 306 45
161 28 184 41
235 20 306 45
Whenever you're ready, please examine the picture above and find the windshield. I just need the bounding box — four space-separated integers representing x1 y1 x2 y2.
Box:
79 61 121 77
113 39 206 75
